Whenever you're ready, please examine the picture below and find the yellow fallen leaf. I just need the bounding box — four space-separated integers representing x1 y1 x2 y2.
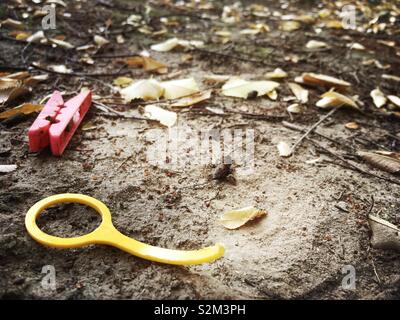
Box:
144 105 177 127
171 89 212 107
113 76 134 87
221 77 279 99
0 103 43 119
120 79 164 102
280 21 301 32
316 91 358 109
220 206 267 230
161 78 200 99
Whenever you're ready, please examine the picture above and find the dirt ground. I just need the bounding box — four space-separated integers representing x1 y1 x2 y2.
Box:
1 0 400 299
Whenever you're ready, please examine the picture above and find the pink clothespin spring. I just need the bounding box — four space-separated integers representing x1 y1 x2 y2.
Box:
28 90 92 156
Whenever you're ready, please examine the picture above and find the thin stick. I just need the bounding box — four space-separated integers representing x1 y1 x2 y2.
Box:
290 108 338 154
30 63 131 77
283 121 400 186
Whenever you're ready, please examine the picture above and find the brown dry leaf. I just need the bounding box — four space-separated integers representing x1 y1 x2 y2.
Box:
316 91 358 109
1 18 25 30
171 89 212 107
297 73 351 90
345 122 359 130
358 151 400 174
9 31 32 40
0 103 43 119
125 56 168 74
219 206 267 230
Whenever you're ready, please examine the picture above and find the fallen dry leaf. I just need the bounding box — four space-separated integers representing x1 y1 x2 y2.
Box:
0 164 17 173
288 82 308 103
161 78 200 100
94 35 109 47
388 95 400 108
358 151 400 174
221 78 279 99
345 122 359 130
144 105 177 127
171 89 212 107
287 103 304 114
316 91 358 109
306 40 328 49
113 76 134 87
296 73 351 90
126 56 168 74
371 88 387 108
120 79 164 102
277 141 292 157
0 103 43 119
150 38 204 52
219 206 267 230
280 21 301 32
265 68 288 79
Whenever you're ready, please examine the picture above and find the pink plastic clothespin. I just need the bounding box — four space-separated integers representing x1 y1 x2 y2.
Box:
28 90 92 156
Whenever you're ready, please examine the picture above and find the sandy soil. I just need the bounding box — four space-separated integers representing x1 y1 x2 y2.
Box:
0 0 399 299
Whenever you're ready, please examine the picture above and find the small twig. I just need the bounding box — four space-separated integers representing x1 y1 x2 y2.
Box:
283 122 400 186
30 63 131 77
290 108 338 155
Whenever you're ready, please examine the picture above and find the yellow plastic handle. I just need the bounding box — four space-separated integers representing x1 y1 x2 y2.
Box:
25 194 224 265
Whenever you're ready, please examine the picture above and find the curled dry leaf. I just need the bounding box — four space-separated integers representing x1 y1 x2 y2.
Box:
221 77 279 99
203 74 232 85
264 68 288 79
94 35 110 47
49 38 74 49
316 91 358 109
161 78 200 99
306 40 328 49
144 105 177 127
171 89 212 107
150 38 180 52
120 79 164 102
347 43 366 50
277 141 292 157
287 103 303 114
358 151 400 174
219 206 267 230
388 95 400 108
26 30 45 43
126 56 168 74
0 103 43 119
0 165 17 173
288 82 308 103
345 122 359 130
296 73 351 90
1 18 25 29
150 38 204 52
371 88 387 108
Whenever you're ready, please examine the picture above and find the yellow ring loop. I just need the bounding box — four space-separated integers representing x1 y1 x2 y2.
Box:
25 193 111 248
25 193 225 265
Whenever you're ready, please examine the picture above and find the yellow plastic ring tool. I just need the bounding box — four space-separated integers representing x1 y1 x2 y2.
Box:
25 194 224 265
